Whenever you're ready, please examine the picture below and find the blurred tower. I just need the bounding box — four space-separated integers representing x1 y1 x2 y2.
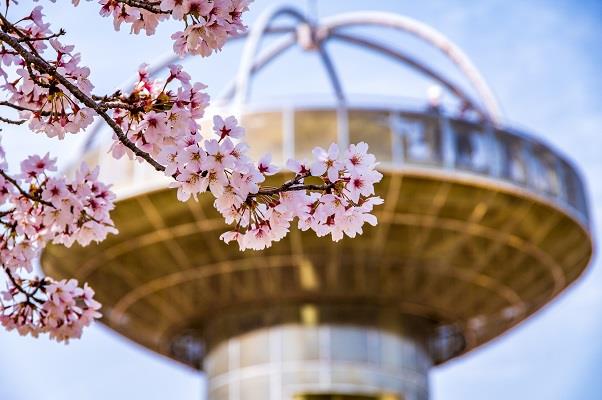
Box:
42 5 593 400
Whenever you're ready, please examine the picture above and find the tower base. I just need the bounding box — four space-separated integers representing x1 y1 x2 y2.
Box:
203 306 432 400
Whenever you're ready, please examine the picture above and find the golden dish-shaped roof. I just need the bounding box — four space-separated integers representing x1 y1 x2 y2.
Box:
42 107 593 368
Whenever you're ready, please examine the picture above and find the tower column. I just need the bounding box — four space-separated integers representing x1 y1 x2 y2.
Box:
202 306 433 400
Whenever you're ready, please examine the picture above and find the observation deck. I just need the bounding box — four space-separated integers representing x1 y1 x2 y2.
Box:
42 99 593 363
41 6 593 400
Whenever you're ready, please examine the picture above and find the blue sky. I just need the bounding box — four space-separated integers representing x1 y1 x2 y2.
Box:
0 1 601 399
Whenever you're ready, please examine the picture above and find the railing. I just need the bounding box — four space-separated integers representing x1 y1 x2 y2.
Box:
235 102 590 227
82 101 590 228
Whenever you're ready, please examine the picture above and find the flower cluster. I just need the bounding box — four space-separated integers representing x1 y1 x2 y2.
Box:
219 142 384 250
88 0 251 57
105 64 384 251
0 139 115 341
1 277 102 343
108 63 209 160
0 2 385 343
0 6 95 138
168 0 250 57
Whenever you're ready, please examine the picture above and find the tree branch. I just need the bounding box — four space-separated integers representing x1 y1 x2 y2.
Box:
0 169 53 207
0 13 339 206
0 101 37 113
0 115 25 125
0 22 166 173
115 0 168 14
254 182 337 197
97 101 143 112
18 29 66 42
1 266 45 305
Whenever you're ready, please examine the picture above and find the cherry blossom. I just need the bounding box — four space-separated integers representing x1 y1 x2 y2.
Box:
0 276 102 343
0 6 95 137
214 115 245 139
311 143 345 183
73 0 252 57
258 154 279 176
0 1 385 342
0 137 115 342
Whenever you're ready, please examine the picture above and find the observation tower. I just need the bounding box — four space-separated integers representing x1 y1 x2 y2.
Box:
42 5 593 400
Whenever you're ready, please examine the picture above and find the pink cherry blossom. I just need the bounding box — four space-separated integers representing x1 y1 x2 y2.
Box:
344 141 377 173
161 0 190 20
286 158 311 175
205 138 236 170
0 2 385 344
1 139 115 342
213 115 245 139
310 143 344 182
258 154 279 175
20 153 57 179
345 169 383 203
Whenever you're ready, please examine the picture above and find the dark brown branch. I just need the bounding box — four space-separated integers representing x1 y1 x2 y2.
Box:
254 182 337 197
0 101 36 113
97 101 142 112
92 90 122 102
249 173 338 198
115 0 168 14
0 13 336 204
0 101 51 117
1 266 45 305
18 29 66 42
0 23 166 172
0 115 25 124
0 169 53 207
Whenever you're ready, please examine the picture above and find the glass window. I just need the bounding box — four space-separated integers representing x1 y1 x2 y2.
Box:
281 326 320 361
239 331 270 367
348 110 392 162
397 114 443 165
330 327 368 363
209 384 229 400
561 160 587 215
293 394 400 400
240 376 270 400
242 112 284 164
451 121 489 173
204 343 229 376
295 110 338 161
380 332 402 370
530 145 561 196
497 132 527 184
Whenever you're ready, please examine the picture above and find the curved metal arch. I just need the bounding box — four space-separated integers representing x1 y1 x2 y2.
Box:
84 7 505 150
233 5 345 109
218 34 297 102
220 31 486 119
82 26 297 152
319 11 502 123
328 32 486 118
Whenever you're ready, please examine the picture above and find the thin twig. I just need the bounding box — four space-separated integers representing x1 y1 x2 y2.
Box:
0 23 166 172
0 13 336 203
17 29 66 42
254 182 336 197
115 0 168 14
2 266 45 305
0 101 37 113
0 169 53 207
97 101 142 112
0 116 25 125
